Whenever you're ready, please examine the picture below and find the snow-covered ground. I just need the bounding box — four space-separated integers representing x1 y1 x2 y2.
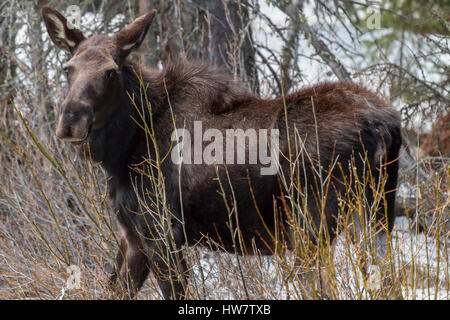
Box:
393 217 448 300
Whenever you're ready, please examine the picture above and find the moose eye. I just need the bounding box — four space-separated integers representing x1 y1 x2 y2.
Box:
106 69 117 80
63 66 71 76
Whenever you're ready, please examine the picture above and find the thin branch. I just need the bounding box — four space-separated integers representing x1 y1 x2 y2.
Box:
274 1 352 82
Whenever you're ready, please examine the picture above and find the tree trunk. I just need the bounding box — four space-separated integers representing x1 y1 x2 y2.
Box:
137 0 258 91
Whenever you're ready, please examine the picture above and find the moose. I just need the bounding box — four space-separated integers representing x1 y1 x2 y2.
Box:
42 7 402 299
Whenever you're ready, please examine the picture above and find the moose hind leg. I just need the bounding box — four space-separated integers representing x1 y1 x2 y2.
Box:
369 132 401 298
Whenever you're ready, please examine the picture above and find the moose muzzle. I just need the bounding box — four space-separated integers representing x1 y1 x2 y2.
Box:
56 101 93 143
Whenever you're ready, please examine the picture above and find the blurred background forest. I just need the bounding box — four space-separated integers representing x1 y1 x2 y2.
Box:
0 0 448 299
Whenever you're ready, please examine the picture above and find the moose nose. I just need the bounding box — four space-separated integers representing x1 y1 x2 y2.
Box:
55 101 93 141
56 116 71 139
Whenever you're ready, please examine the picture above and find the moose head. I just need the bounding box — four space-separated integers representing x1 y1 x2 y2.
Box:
42 6 156 143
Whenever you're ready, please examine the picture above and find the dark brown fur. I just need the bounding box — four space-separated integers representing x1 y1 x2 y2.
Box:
421 112 450 158
42 7 402 299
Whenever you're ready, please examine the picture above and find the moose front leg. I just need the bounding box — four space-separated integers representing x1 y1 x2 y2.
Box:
144 224 189 300
149 248 188 300
109 236 126 288
109 226 151 299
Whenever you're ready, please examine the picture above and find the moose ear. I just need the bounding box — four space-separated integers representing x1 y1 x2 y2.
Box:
42 6 85 54
114 9 157 60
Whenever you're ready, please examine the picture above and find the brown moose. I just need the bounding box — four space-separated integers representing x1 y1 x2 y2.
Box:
42 7 402 299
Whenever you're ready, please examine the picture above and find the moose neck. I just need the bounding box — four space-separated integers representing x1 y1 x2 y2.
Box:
121 60 169 118
84 60 170 182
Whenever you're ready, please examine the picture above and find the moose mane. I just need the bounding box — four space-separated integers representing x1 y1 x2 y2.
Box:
121 58 256 117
